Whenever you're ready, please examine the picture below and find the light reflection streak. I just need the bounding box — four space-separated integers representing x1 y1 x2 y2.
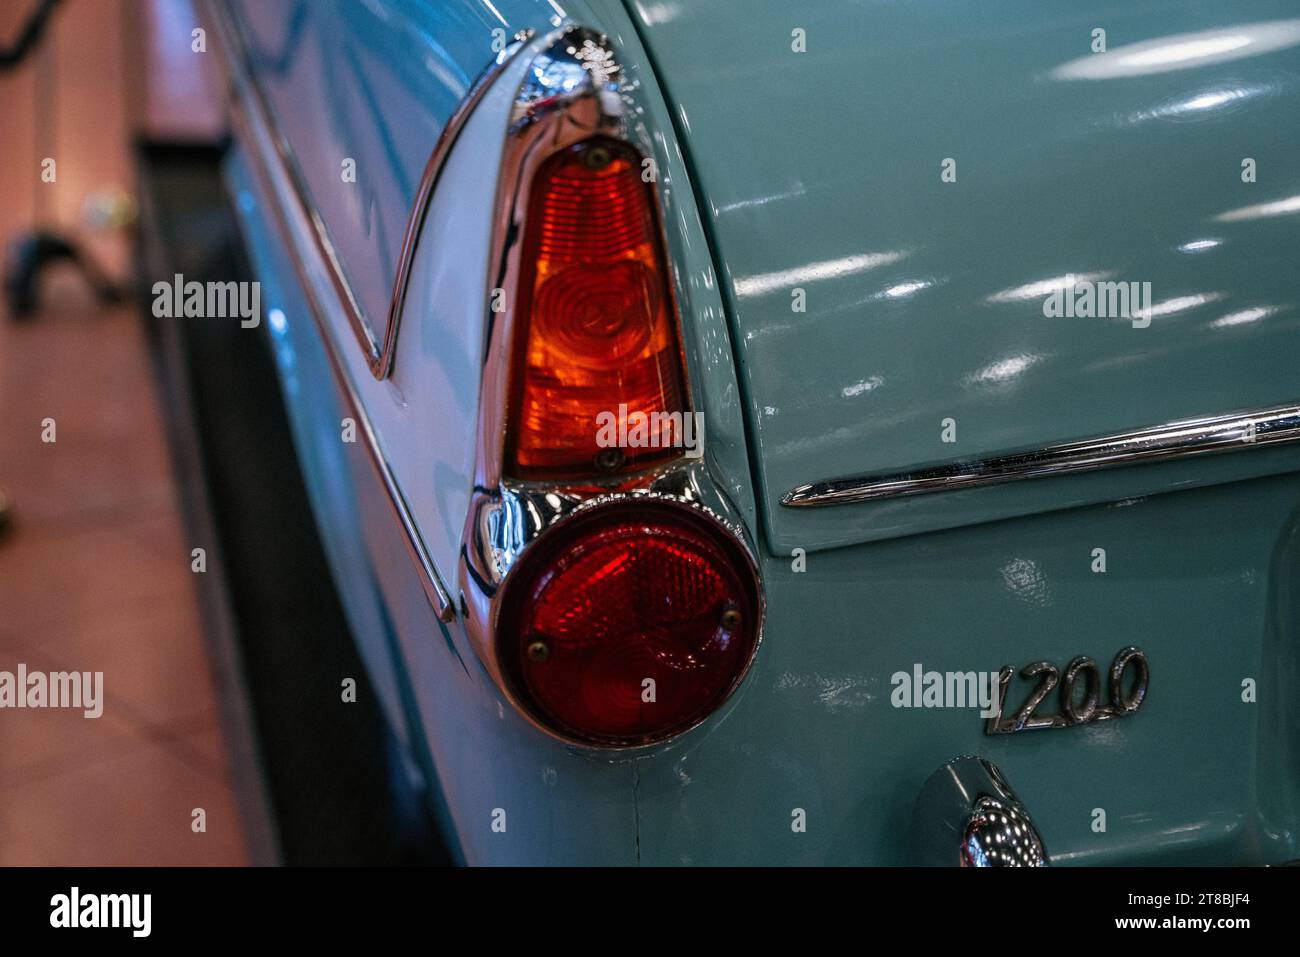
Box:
874 280 932 300
734 250 910 298
1126 85 1259 123
479 0 508 28
1138 292 1225 321
1209 306 1277 329
1052 20 1300 79
1213 194 1300 222
962 354 1041 388
985 272 1113 304
842 376 884 398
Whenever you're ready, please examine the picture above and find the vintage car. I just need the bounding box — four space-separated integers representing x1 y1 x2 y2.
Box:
199 0 1300 865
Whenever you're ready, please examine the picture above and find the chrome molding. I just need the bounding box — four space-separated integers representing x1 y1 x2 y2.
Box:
914 757 1049 867
783 401 1300 507
205 0 532 379
381 30 535 379
203 2 455 621
457 25 763 748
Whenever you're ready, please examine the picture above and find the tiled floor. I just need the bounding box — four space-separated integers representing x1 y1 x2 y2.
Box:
0 0 250 865
0 277 249 865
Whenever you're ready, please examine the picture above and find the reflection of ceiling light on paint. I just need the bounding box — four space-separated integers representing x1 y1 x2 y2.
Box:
1209 306 1277 329
636 2 681 26
962 353 1041 387
715 187 807 215
1213 194 1300 222
1181 89 1242 111
734 250 909 297
1142 293 1225 320
478 0 509 28
1126 36 1252 68
1052 20 1300 79
985 272 1112 304
1178 238 1221 253
1123 86 1259 125
877 280 932 300
841 376 884 398
999 557 1050 607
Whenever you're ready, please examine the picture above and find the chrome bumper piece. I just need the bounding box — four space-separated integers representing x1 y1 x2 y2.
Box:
914 757 1049 866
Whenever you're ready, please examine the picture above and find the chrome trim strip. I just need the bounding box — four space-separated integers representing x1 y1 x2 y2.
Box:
782 402 1300 507
208 1 532 379
379 30 536 379
204 2 455 622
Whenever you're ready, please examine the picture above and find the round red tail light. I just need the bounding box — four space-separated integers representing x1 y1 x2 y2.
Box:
497 500 762 746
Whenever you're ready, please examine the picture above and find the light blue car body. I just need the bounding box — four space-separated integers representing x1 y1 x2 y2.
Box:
218 0 1300 864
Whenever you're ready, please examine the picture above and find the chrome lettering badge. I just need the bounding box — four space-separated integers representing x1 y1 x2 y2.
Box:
984 646 1149 735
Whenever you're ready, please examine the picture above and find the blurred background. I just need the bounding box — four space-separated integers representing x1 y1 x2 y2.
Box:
0 0 438 866
0 0 252 866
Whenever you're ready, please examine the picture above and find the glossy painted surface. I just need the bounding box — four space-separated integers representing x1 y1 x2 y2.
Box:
231 0 515 347
619 0 1300 865
633 475 1300 864
220 0 1300 865
626 0 1300 553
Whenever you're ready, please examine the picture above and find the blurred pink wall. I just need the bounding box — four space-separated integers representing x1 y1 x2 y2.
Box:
135 0 224 141
0 0 224 284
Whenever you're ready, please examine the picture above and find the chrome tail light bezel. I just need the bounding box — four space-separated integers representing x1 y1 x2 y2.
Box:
458 25 764 749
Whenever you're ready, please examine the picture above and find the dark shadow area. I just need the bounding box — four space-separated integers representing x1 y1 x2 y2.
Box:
134 139 448 865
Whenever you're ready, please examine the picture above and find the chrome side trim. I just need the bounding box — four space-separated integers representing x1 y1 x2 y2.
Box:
782 401 1300 507
204 2 455 622
457 25 764 748
380 30 535 380
207 0 532 379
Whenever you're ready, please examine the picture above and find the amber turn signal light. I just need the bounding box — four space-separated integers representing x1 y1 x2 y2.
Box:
505 137 690 480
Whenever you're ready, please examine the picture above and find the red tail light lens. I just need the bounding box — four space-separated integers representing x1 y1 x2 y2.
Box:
506 137 689 480
498 501 761 746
